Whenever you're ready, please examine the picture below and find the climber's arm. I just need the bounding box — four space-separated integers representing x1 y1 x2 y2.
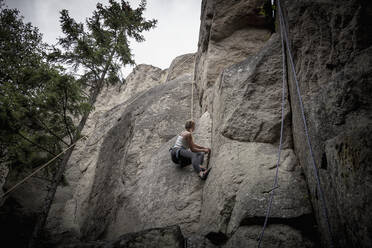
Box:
187 134 210 153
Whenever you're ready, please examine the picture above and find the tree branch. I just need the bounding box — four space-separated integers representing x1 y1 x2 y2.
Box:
33 116 70 146
62 87 74 144
16 131 62 160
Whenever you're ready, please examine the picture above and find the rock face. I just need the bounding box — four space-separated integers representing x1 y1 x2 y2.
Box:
198 34 317 247
56 226 184 248
194 0 273 112
44 56 212 246
281 0 372 247
166 53 196 82
1 1 370 248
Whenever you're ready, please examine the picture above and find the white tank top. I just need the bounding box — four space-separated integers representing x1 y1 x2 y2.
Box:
174 134 189 149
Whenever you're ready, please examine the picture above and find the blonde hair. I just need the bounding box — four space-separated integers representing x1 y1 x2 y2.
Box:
185 120 195 130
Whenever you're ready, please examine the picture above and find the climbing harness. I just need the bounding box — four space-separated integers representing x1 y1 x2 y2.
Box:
258 1 334 247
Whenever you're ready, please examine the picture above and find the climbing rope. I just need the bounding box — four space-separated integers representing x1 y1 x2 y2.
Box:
1 82 156 199
1 55 197 200
276 1 334 247
257 3 287 245
191 70 195 120
1 117 110 199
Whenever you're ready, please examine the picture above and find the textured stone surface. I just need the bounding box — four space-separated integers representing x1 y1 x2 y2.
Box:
166 53 196 82
4 1 370 248
46 70 212 245
199 138 313 246
99 109 211 240
213 34 292 148
195 0 273 112
224 225 316 248
195 25 316 246
282 0 372 247
54 226 184 248
45 64 169 243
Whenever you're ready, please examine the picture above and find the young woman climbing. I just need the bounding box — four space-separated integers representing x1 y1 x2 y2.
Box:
170 120 211 180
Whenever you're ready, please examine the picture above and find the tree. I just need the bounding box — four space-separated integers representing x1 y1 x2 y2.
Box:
0 2 88 176
29 1 157 246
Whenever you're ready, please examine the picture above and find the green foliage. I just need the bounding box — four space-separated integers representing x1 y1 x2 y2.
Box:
50 0 157 91
0 2 88 173
0 0 157 176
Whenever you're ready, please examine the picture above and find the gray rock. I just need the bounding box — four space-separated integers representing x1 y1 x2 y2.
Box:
282 0 372 246
212 34 292 148
46 73 212 244
199 138 313 243
45 64 171 241
54 225 184 248
196 20 315 247
195 0 273 112
166 53 196 82
223 225 316 248
103 225 184 248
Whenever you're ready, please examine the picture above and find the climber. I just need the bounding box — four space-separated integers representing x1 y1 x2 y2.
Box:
169 120 211 180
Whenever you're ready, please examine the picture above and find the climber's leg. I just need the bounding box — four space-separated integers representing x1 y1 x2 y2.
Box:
178 149 203 173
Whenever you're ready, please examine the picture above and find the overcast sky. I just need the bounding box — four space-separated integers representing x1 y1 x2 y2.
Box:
4 0 202 77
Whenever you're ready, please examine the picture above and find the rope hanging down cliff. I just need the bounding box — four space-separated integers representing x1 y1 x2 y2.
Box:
257 1 287 245
258 1 334 247
1 57 196 199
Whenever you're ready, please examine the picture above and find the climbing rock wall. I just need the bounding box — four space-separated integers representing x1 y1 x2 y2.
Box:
80 80 210 240
44 56 209 246
194 0 273 112
54 226 185 248
281 0 372 247
198 34 317 247
44 1 321 247
167 53 196 82
3 1 370 247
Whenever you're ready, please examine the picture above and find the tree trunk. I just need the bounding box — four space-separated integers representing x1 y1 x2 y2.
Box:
28 55 113 248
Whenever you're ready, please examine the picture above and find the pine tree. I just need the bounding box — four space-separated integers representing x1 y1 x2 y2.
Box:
0 2 88 176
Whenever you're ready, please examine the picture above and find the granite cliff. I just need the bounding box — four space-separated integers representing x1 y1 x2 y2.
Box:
1 0 371 247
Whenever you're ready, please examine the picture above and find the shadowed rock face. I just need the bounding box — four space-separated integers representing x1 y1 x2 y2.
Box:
281 0 372 247
55 226 184 248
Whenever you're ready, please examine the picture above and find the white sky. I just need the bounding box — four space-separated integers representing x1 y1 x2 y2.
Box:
4 0 202 77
